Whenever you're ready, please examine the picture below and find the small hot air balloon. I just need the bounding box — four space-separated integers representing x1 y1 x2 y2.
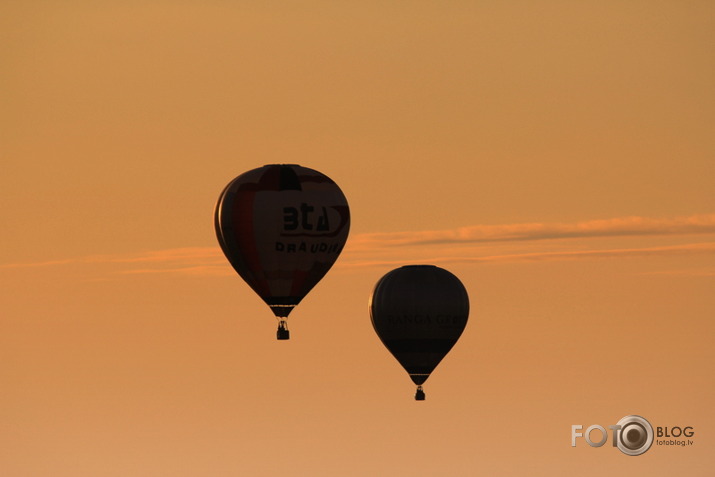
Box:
369 265 469 400
215 164 350 339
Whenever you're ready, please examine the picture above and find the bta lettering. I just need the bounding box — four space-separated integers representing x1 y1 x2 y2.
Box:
283 204 330 231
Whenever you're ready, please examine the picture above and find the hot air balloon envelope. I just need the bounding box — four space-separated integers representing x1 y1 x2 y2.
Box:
370 265 469 399
215 164 350 339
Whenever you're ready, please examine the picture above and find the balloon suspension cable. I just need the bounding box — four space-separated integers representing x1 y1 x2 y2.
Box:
276 319 290 340
415 385 425 401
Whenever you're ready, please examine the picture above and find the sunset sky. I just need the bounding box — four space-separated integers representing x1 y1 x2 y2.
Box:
2 1 714 476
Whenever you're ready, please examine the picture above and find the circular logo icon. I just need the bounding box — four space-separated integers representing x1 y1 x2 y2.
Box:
616 415 653 456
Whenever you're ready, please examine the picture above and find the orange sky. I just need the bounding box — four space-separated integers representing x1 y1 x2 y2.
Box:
2 2 714 476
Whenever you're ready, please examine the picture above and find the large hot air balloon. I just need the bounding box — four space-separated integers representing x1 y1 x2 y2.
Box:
369 265 469 400
215 164 350 340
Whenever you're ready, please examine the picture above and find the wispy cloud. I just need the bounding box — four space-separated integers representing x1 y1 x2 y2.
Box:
1 247 228 276
348 214 715 250
1 259 75 269
96 247 224 265
118 265 231 276
337 242 715 269
3 214 714 276
90 247 231 276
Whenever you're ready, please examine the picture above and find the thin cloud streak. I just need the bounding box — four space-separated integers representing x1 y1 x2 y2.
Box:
348 214 715 250
1 259 75 269
337 242 715 269
1 248 224 269
97 247 224 264
10 242 713 275
3 214 714 276
119 265 232 276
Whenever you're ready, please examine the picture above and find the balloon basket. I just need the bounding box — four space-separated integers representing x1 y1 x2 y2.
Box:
277 320 290 340
415 386 425 401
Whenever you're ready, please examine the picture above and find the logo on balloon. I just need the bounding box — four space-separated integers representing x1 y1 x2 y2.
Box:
281 203 351 237
274 202 349 254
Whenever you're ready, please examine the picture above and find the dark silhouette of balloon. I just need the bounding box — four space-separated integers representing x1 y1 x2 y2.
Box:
215 164 350 339
369 265 469 400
